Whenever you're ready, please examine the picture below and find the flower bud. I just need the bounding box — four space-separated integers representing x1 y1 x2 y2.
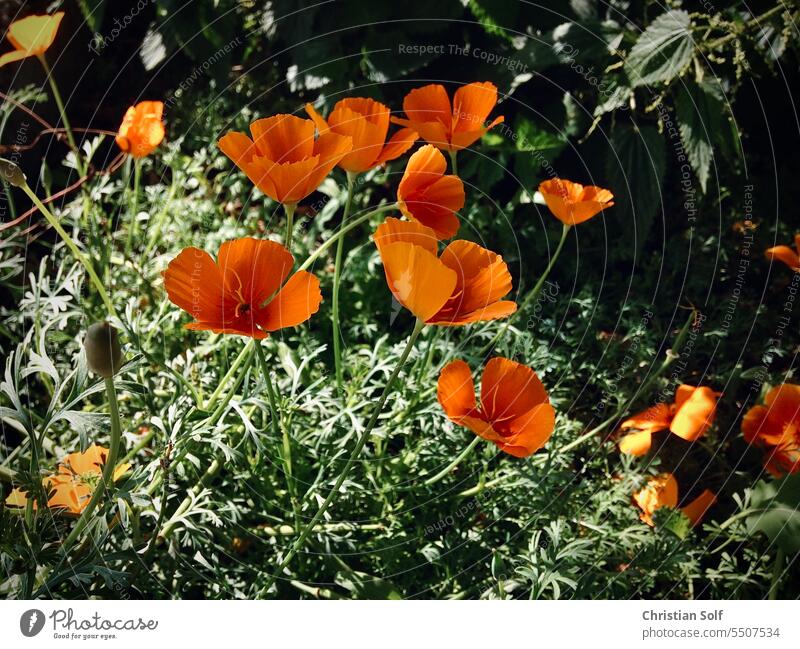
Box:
0 158 27 188
84 322 123 378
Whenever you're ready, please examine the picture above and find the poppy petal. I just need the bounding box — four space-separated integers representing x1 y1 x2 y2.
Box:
502 402 555 457
619 403 672 434
304 103 331 134
373 217 439 257
680 489 717 526
259 271 322 331
377 241 456 321
479 357 549 424
217 238 294 309
765 245 800 271
619 430 653 456
163 247 225 324
670 386 718 441
250 114 315 163
374 128 419 166
437 359 477 420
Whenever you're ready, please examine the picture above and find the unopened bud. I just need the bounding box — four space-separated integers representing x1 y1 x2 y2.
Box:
84 322 123 377
0 158 26 187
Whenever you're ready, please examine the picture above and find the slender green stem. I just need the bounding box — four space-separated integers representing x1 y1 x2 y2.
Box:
259 319 425 596
159 348 255 539
448 150 458 176
59 377 122 555
284 202 297 250
254 340 297 516
332 172 357 395
769 548 785 600
20 181 116 318
37 54 82 171
297 202 398 273
203 340 254 412
125 158 142 256
481 223 570 356
424 436 481 486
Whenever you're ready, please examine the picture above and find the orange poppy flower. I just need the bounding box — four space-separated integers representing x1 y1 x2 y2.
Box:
633 473 717 527
116 101 166 158
5 444 130 515
742 383 800 477
391 82 504 152
619 385 720 456
164 237 322 339
765 234 800 272
0 12 63 68
374 217 516 325
218 114 352 205
538 178 614 226
397 145 465 239
437 357 555 458
304 98 418 174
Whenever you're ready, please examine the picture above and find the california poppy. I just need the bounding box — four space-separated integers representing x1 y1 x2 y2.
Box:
305 98 418 174
0 12 63 68
218 114 352 205
164 237 322 339
742 383 800 477
538 178 614 226
374 217 515 325
765 234 800 272
437 357 555 458
397 145 465 239
391 82 504 152
633 473 717 527
619 385 720 456
116 101 166 158
5 445 130 515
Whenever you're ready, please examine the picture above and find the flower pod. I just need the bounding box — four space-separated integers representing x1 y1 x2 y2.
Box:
84 322 123 378
0 158 26 187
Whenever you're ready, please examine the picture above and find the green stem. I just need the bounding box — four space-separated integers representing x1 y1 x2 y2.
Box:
448 149 458 176
159 348 254 539
203 340 254 412
259 319 425 596
20 181 116 318
332 172 357 395
37 54 82 172
125 158 142 256
254 340 297 516
284 202 297 250
59 377 122 555
297 202 398 273
481 223 570 356
424 436 481 486
769 548 785 600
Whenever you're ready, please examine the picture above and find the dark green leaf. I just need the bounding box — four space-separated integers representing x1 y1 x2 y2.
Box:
747 473 800 555
625 10 694 87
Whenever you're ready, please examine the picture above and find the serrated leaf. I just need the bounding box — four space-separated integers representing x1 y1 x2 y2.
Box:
625 10 694 87
747 473 800 555
606 123 665 258
675 80 733 193
653 507 692 540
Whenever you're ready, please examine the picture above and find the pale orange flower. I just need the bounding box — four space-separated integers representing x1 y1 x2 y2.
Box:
218 114 352 205
0 12 63 68
619 385 720 456
397 145 465 239
633 473 717 527
438 357 555 457
538 178 614 226
5 444 130 515
374 217 516 325
164 237 322 339
765 234 800 272
116 101 165 158
305 97 418 174
742 383 800 477
391 82 504 152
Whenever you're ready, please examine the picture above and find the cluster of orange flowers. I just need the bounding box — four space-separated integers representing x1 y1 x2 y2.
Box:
5 445 129 514
5 11 799 537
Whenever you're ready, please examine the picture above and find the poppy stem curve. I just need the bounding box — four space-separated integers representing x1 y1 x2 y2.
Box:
19 180 117 318
258 318 426 596
448 149 458 176
59 377 122 556
769 548 785 599
424 435 481 486
332 172 357 395
125 157 142 256
480 223 570 357
37 54 84 175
